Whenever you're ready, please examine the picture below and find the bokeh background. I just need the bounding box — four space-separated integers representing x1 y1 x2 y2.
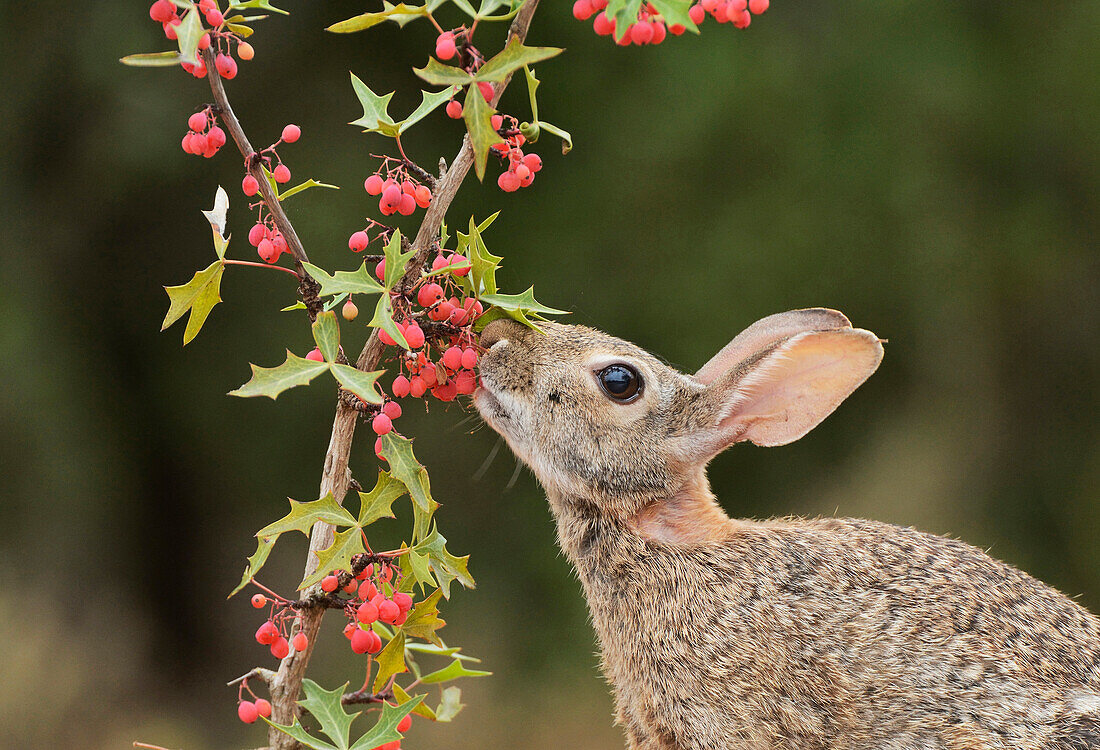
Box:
2 1 1098 747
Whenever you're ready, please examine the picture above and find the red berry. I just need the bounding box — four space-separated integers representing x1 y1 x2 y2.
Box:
381 184 403 210
397 193 416 216
688 4 706 23
409 376 427 398
593 12 615 35
255 621 278 645
491 114 504 131
702 0 720 10
359 578 378 600
435 32 457 60
419 365 438 388
379 328 396 347
343 578 360 594
237 41 255 60
292 632 309 651
270 637 290 659
255 698 272 718
190 133 207 154
273 164 291 184
238 701 259 724
393 591 413 612
375 258 386 281
651 21 667 44
342 299 359 321
498 170 521 192
379 565 393 583
403 323 425 349
378 598 400 623
733 8 751 27
414 185 432 208
630 21 654 44
514 164 531 182
477 81 494 102
573 0 594 20
350 627 373 654
442 346 463 371
669 23 687 34
432 254 450 272
344 622 358 639
242 174 259 196
433 382 458 402
188 111 208 132
397 714 413 733
149 0 175 23
205 8 223 26
461 347 479 370
349 231 370 252
247 223 266 247
372 413 393 435
375 436 386 460
417 282 444 308
321 575 339 592
522 153 543 173
163 19 180 40
357 600 379 624
258 238 279 263
446 100 463 119
251 593 267 608
450 254 471 276
519 169 535 188
306 348 324 362
364 174 385 195
215 53 237 79
392 375 411 398
366 630 383 653
281 124 301 143
455 370 477 395
207 126 226 148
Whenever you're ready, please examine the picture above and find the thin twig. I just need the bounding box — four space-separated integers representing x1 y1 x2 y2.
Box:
223 258 301 277
227 667 276 687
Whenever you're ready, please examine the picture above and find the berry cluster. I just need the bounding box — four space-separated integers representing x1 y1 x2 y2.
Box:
148 0 254 79
361 158 433 219
573 0 769 43
488 114 543 192
181 107 227 158
314 563 416 655
238 124 301 263
251 592 311 661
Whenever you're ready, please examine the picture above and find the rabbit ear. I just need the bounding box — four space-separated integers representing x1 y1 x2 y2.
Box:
695 308 854 385
689 327 883 452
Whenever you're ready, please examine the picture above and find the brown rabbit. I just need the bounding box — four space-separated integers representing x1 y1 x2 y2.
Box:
474 309 1100 750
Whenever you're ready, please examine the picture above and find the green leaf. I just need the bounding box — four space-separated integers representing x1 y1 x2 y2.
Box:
418 658 492 684
225 22 254 37
463 219 503 295
357 471 407 526
392 684 437 721
539 120 573 155
227 0 289 15
523 66 541 123
349 73 400 137
266 718 339 750
301 261 384 297
413 529 474 599
327 2 427 33
522 68 573 154
228 535 275 597
462 85 502 181
406 641 481 661
413 58 474 87
282 301 307 312
435 686 465 722
348 695 424 750
381 231 416 291
472 305 509 333
256 494 356 538
202 186 229 259
302 526 366 590
298 679 359 750
474 0 524 19
377 433 435 516
402 548 437 590
120 51 182 67
369 294 409 350
312 310 341 363
162 260 225 345
373 631 407 691
648 0 700 31
175 8 205 65
278 179 339 202
331 364 385 405
480 287 569 317
399 87 459 134
473 37 562 83
229 350 330 399
400 589 445 644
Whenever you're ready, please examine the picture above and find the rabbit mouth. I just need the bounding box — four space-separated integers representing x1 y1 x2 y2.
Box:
473 385 510 424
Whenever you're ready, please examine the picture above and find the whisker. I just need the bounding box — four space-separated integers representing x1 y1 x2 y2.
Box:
472 436 503 481
505 456 524 491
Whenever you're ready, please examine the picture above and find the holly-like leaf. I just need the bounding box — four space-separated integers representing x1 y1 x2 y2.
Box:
348 695 424 750
229 350 330 399
331 364 385 405
472 0 524 19
400 589 445 644
162 260 225 345
648 0 700 31
418 658 492 684
434 686 464 722
413 59 474 87
278 179 339 202
373 631 408 691
301 261 384 297
480 287 568 318
392 684 436 721
302 526 367 590
227 0 289 15
312 310 341 362
266 719 338 750
256 494 357 538
400 87 458 134
349 74 400 137
175 7 206 65
462 86 503 181
380 231 416 291
202 186 229 259
461 219 503 295
369 294 409 350
378 433 436 516
402 548 437 591
120 51 182 67
228 535 276 597
327 2 427 33
473 37 562 83
357 471 407 526
412 529 474 599
299 679 360 750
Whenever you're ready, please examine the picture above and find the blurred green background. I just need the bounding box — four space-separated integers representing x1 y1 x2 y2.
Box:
1 1 1098 747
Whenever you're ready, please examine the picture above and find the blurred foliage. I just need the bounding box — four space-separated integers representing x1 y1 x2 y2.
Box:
0 1 1097 748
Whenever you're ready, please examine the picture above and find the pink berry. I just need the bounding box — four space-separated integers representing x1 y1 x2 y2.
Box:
749 0 768 11
238 701 259 724
306 348 324 362
442 346 463 371
414 185 432 208
273 164 291 184
255 698 272 718
205 8 223 26
350 627 373 654
432 254 450 272
381 184 403 211
207 126 226 148
397 714 413 733
270 636 290 659
375 258 386 281
573 0 594 20
378 598 400 623
393 591 413 612
403 323 425 349
669 23 686 34
435 32 457 60
417 282 444 308
248 223 266 247
372 413 393 435
688 4 706 23
491 114 504 131
397 193 416 216
359 579 378 599
188 111 208 132
149 0 175 23
257 238 278 263
461 348 479 370
215 53 237 79
593 12 615 35
631 21 654 44
477 81 494 102
237 41 255 60
433 381 458 402
383 401 402 420
733 9 751 27
366 630 383 653
281 124 301 143
449 254 471 276
392 375 411 398
292 632 309 651
364 174 384 195
357 600 379 624
242 174 259 196
514 164 531 181
251 593 267 608
652 22 667 44
446 100 463 119
522 153 543 173
349 231 370 252
498 170 521 192
455 370 477 395
321 575 339 592
255 621 278 645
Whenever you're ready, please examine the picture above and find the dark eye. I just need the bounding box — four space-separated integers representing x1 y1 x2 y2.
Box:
597 364 642 402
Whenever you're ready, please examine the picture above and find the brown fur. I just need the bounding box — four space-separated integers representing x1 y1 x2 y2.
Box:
474 312 1100 749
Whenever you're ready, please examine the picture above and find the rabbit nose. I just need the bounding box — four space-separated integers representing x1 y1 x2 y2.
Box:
480 318 527 349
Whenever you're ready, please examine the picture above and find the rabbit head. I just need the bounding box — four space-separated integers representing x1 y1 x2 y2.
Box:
474 309 884 523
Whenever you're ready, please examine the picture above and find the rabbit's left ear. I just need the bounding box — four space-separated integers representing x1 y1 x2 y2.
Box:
686 327 883 454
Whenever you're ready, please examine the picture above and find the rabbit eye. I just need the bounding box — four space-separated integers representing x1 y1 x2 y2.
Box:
597 364 642 402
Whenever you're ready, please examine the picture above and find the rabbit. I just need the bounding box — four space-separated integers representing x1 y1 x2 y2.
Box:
473 309 1100 750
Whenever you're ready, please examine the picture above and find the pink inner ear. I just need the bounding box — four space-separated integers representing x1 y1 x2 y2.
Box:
695 308 853 385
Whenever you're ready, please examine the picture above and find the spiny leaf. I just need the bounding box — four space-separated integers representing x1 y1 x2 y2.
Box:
297 679 359 750
202 186 229 259
381 230 416 291
402 548 437 591
226 0 289 15
369 294 409 350
412 529 474 599
228 535 276 597
648 0 700 31
472 0 524 19
265 719 338 750
462 219 503 295
229 350 330 399
301 261 384 297
413 59 474 87
377 433 436 516
418 657 492 684
434 686 464 722
256 494 356 538
473 37 562 83
400 589 445 645
349 73 399 136
462 86 503 181
278 179 339 202
175 7 205 65
400 87 459 134
312 310 341 362
327 2 427 33
120 51 182 67
358 471 407 526
480 287 569 317
331 364 385 405
348 694 424 750
392 684 436 721
302 526 367 590
162 260 225 345
372 631 407 691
